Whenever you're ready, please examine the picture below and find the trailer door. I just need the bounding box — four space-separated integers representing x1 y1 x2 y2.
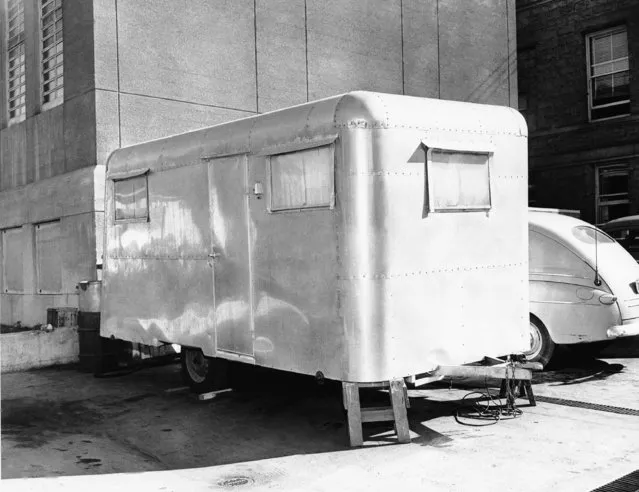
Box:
207 155 254 359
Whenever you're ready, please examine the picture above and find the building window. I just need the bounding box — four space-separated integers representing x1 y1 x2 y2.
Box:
424 149 492 215
596 165 629 224
586 27 630 121
269 145 335 212
114 175 149 222
35 221 62 294
41 0 63 107
1 228 24 293
6 0 26 123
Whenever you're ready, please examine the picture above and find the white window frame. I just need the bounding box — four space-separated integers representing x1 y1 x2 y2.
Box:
6 0 26 124
586 26 630 122
267 144 336 213
423 142 494 216
595 164 629 224
41 0 64 110
113 174 150 223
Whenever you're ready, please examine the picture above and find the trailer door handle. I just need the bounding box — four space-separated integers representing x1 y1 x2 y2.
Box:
207 251 221 267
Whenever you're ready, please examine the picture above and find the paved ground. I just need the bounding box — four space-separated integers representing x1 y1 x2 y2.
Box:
2 337 639 491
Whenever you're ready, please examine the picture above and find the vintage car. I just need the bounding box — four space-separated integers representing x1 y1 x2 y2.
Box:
600 215 639 262
527 210 639 365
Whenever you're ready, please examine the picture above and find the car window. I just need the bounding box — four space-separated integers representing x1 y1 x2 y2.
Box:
530 230 594 278
571 226 615 245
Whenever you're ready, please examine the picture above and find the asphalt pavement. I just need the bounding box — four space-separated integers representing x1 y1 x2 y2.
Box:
1 337 639 491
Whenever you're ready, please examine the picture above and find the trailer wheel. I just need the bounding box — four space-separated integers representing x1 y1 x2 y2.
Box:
525 315 555 367
181 348 228 393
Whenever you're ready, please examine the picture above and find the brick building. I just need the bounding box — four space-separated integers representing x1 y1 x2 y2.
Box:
517 0 639 224
1 0 519 328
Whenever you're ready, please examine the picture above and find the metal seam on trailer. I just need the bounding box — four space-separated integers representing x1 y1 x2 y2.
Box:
337 262 526 280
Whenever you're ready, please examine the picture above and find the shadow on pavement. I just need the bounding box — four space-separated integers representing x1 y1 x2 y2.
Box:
534 347 625 386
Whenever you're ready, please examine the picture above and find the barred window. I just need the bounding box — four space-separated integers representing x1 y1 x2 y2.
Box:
41 0 64 107
586 27 630 121
7 0 26 122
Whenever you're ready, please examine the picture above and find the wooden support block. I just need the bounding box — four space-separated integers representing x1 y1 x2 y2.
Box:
524 381 536 406
360 406 395 423
389 378 410 444
342 382 363 447
164 386 190 394
435 364 532 380
196 388 233 401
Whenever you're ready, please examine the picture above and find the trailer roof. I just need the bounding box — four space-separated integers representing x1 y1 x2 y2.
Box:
106 91 527 178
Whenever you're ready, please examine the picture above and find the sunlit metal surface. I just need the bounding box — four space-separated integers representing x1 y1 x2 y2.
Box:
102 91 529 383
529 210 639 344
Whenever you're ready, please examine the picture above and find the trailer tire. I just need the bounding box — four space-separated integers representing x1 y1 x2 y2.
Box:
181 347 229 393
525 315 555 368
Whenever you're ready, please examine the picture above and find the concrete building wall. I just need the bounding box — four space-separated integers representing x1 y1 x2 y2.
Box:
517 0 639 223
1 0 518 327
94 0 518 158
0 0 100 327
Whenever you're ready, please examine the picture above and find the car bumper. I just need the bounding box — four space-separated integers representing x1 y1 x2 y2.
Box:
607 320 639 338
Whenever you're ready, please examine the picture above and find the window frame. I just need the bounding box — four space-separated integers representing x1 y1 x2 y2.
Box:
113 174 150 224
35 220 63 294
267 143 336 213
423 145 494 216
6 0 26 124
586 26 630 122
40 0 64 110
1 227 24 294
595 164 629 225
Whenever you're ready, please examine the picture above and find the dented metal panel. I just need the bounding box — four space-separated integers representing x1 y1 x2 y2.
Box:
102 91 529 383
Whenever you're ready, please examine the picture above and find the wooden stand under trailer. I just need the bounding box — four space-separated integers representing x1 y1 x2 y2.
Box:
342 378 411 447
342 360 541 447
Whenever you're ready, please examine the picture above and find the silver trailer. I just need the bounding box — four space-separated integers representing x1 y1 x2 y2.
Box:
102 91 529 391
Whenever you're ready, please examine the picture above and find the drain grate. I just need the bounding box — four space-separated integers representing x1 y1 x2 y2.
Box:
590 469 639 492
536 396 639 416
217 476 254 488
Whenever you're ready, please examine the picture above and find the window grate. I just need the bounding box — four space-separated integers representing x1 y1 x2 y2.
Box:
41 0 64 106
7 0 26 122
8 0 25 43
8 44 26 121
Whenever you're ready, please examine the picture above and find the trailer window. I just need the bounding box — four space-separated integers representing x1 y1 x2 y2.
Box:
114 175 148 222
269 145 334 211
425 150 491 213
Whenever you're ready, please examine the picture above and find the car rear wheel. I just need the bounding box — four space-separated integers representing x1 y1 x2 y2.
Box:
525 315 555 367
181 347 229 393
